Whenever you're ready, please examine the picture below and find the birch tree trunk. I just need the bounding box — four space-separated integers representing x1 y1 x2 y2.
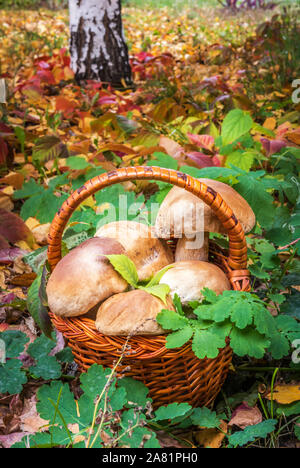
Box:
69 0 132 86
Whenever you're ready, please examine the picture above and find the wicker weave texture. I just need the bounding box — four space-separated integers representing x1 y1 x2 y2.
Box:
47 167 250 408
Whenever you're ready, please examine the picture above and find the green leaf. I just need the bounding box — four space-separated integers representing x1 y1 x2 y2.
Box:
267 333 290 360
252 306 277 337
37 380 80 426
80 364 114 402
230 301 253 329
13 178 43 200
14 126 26 153
252 123 275 138
146 264 174 287
118 377 150 407
32 135 69 163
226 150 255 172
191 407 221 429
27 334 56 359
230 327 270 359
27 266 52 338
295 419 300 441
0 359 27 394
156 309 189 331
277 401 300 417
0 330 28 358
192 329 226 359
235 173 275 229
55 347 74 363
109 387 127 412
154 402 192 421
19 189 68 224
118 409 151 448
148 152 178 170
165 326 194 348
139 283 170 304
221 109 253 145
66 156 90 170
105 254 138 287
30 356 61 380
228 420 277 447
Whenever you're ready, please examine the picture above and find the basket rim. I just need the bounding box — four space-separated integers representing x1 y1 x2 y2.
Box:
47 166 249 272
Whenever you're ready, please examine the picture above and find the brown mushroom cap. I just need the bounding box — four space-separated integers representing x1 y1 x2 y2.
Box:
95 220 174 281
155 178 255 238
95 289 174 336
46 237 128 317
159 261 231 304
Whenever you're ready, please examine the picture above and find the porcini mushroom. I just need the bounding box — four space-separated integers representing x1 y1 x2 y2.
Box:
155 179 255 262
46 237 128 317
95 220 174 281
95 289 174 335
159 260 231 305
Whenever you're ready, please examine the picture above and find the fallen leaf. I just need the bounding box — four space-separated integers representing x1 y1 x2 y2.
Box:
20 396 48 434
32 223 51 245
266 384 300 404
195 420 227 448
10 272 37 287
228 402 262 429
0 432 30 448
0 209 35 247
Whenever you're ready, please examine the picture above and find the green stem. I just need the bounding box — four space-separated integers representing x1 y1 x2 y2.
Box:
237 366 300 373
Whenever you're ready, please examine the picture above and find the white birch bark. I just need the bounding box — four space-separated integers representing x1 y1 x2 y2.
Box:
69 0 132 85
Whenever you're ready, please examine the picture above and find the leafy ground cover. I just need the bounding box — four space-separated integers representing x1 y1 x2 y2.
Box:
0 0 300 448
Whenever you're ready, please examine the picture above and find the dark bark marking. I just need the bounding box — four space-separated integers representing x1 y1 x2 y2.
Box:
206 187 217 199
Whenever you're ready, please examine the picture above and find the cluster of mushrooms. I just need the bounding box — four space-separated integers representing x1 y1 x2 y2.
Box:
46 179 255 337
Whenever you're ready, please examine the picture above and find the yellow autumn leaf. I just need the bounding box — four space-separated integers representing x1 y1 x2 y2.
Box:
195 421 227 448
266 384 300 404
263 117 276 131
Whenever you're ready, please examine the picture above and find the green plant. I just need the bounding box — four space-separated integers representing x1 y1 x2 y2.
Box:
10 361 299 448
156 289 300 360
0 330 74 395
105 254 173 303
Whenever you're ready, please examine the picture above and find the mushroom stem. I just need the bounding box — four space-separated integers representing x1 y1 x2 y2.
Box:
175 232 209 262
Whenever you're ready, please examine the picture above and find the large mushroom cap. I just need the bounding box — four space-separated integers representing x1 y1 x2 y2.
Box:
155 178 255 238
46 237 128 317
159 260 231 305
95 220 174 281
95 289 174 336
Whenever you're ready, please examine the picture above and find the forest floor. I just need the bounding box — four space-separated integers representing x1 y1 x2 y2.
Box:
0 3 300 448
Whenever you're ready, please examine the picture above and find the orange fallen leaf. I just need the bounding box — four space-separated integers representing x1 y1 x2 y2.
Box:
263 117 276 131
0 172 24 190
195 420 227 448
10 273 37 287
266 384 300 404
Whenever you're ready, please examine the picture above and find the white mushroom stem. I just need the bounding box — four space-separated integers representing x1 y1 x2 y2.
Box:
175 232 209 262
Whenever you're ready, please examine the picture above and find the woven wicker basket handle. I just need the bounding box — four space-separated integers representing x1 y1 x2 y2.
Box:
47 166 250 290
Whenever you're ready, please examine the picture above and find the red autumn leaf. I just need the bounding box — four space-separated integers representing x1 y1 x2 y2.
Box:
0 234 10 249
98 96 117 105
187 133 215 152
0 209 35 247
0 122 13 136
229 402 263 429
261 138 287 157
0 137 8 164
186 151 221 168
55 96 77 118
36 69 56 85
0 248 28 265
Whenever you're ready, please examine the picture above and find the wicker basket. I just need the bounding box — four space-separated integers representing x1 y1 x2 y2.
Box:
47 166 251 409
